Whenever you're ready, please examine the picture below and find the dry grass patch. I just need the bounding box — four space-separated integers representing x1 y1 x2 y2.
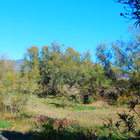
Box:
26 96 132 127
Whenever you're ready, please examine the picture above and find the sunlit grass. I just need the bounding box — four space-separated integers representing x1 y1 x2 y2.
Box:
72 105 111 111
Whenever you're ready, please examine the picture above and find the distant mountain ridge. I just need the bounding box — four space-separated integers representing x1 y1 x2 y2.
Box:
0 59 24 71
14 59 24 71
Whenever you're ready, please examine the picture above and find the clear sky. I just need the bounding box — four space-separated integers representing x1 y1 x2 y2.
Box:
0 0 134 60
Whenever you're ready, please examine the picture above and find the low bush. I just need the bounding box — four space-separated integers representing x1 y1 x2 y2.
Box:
103 100 140 139
1 94 28 119
37 119 98 140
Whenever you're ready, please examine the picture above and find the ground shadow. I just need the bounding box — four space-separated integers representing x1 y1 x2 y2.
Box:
1 130 38 140
1 129 140 140
49 102 63 108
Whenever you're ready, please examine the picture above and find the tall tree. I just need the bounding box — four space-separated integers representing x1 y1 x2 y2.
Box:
21 46 40 94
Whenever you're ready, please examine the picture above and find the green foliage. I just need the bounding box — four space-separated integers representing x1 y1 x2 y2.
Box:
0 59 18 94
37 118 123 140
104 109 140 139
38 119 56 139
37 119 98 140
0 93 28 119
19 43 110 100
96 30 140 104
96 30 140 139
20 46 40 94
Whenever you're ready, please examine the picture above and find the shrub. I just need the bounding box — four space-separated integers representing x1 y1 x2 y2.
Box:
0 95 6 112
37 119 98 140
104 100 140 139
3 94 28 119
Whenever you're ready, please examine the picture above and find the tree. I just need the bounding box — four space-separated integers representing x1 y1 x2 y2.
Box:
21 46 40 94
96 29 140 105
114 0 140 26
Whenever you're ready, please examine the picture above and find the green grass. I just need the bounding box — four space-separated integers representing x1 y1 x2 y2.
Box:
72 105 111 111
0 119 12 128
41 97 112 111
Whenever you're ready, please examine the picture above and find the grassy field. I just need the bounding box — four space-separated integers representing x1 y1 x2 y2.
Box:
26 96 129 127
0 95 137 140
0 119 12 129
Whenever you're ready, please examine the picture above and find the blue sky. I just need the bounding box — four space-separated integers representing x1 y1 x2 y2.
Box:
0 0 133 60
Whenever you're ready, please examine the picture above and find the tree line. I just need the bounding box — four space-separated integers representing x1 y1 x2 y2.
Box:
0 29 139 106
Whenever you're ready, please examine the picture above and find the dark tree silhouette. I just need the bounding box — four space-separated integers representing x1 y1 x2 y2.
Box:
114 0 140 26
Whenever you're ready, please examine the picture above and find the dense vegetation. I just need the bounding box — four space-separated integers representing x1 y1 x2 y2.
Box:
17 29 140 104
0 29 139 139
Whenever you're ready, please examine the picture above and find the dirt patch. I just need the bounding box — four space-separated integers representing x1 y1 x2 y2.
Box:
85 101 109 107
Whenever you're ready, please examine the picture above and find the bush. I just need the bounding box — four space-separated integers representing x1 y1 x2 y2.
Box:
37 119 98 140
3 94 28 119
60 97 76 108
104 100 140 139
0 95 6 112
